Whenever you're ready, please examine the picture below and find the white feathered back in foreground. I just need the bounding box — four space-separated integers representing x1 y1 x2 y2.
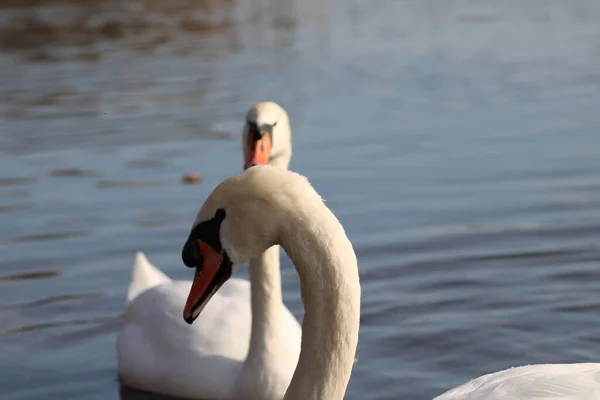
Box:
434 363 600 400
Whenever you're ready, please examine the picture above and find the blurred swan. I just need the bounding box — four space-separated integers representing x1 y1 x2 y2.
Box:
117 102 301 400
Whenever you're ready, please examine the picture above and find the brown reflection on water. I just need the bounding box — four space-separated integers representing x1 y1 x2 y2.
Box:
0 270 59 282
0 203 35 213
0 177 35 186
0 293 101 311
0 0 331 66
0 0 312 56
0 316 119 338
124 159 166 169
6 230 92 244
96 179 177 189
0 0 236 53
49 168 100 177
0 0 329 155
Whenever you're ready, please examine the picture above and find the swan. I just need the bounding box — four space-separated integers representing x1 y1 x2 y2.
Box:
117 101 301 400
433 363 600 399
181 165 361 400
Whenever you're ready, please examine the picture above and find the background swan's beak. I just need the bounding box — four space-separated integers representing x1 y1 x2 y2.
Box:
244 132 272 169
183 241 230 324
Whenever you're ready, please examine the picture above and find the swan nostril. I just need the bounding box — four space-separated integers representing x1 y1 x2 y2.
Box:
181 240 201 268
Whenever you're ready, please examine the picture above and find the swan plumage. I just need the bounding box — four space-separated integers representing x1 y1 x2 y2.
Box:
181 165 360 400
434 363 600 399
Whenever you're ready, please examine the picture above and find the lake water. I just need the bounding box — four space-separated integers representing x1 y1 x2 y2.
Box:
1 0 600 399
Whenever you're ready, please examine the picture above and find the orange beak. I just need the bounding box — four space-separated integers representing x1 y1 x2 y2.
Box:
244 132 272 169
183 241 232 324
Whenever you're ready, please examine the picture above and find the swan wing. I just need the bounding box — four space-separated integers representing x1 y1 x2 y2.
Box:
118 277 253 399
126 252 171 305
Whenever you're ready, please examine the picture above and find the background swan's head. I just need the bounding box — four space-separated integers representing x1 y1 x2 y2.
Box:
181 165 319 324
242 101 292 170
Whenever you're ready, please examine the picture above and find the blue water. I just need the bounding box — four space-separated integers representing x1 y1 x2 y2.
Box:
1 0 600 399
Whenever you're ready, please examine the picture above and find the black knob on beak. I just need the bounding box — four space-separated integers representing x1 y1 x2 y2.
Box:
250 127 264 141
182 240 202 268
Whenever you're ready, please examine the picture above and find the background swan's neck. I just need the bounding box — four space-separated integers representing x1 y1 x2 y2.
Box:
269 155 291 170
280 206 360 400
246 245 284 356
234 245 292 398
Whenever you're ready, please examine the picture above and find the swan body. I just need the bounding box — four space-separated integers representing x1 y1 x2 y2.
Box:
117 102 301 399
181 166 361 400
434 363 600 400
118 253 301 399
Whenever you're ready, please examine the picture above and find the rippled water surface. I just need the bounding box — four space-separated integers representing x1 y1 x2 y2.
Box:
1 0 600 399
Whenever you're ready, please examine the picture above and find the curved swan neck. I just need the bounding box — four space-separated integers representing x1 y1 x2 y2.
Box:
280 205 360 400
247 245 284 354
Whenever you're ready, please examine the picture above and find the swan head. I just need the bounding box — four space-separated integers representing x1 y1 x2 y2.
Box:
181 165 316 324
243 101 292 170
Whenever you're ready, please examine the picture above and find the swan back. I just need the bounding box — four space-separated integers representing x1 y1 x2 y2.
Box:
434 363 600 399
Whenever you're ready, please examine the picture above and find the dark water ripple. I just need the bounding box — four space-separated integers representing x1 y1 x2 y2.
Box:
1 0 600 399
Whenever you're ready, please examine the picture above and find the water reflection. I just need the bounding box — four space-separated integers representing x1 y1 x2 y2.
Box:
0 270 59 282
0 0 235 52
96 179 176 189
0 177 35 186
0 0 326 155
1 0 600 399
0 293 101 311
49 168 100 177
0 0 326 56
0 316 117 338
5 230 92 244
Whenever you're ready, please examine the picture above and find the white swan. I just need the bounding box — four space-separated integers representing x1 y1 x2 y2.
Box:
181 165 361 400
433 363 600 399
117 102 301 400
